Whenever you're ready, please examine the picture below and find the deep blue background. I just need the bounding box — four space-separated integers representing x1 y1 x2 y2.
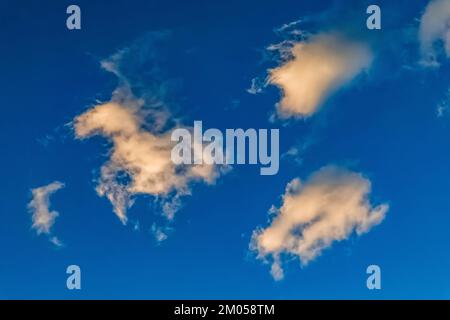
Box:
1 0 450 299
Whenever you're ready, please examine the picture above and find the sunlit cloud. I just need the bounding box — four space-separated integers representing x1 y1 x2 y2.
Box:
28 181 65 246
419 0 450 66
74 34 225 226
268 33 373 118
74 90 222 224
251 165 388 280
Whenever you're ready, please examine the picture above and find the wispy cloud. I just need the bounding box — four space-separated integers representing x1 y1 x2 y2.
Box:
74 33 225 227
74 87 222 225
437 88 450 118
247 77 265 95
251 165 388 280
268 33 372 118
28 181 65 246
151 223 173 243
419 0 450 67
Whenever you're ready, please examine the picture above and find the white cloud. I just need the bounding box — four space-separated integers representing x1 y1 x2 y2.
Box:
74 39 224 225
268 33 373 118
251 165 388 280
49 236 63 247
151 223 172 243
419 0 450 66
74 93 222 224
437 88 450 117
28 181 65 246
247 77 265 95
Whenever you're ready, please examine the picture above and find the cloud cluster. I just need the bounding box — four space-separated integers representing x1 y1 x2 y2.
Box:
251 165 388 280
419 0 450 66
268 33 373 118
28 181 65 246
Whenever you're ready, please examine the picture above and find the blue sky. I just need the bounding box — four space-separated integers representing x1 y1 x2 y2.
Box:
1 0 450 299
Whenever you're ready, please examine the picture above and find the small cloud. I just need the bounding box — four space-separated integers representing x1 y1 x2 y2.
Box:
251 165 388 280
270 256 284 281
74 94 222 224
437 88 450 118
247 77 265 95
74 33 226 232
49 236 64 247
275 19 303 33
28 181 65 246
274 19 310 41
281 137 317 166
151 223 172 243
281 146 303 166
268 33 373 118
418 0 450 66
132 220 140 231
437 103 448 118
